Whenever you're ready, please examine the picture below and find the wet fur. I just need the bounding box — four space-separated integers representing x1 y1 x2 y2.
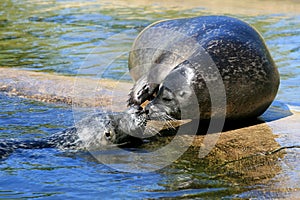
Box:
128 16 279 121
0 107 146 159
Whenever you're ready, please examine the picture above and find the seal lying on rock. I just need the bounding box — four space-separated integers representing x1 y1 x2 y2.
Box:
128 16 280 121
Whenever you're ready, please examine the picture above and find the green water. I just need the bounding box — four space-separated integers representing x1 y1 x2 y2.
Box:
0 0 300 199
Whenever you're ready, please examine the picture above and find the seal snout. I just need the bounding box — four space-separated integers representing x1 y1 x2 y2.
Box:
145 103 161 119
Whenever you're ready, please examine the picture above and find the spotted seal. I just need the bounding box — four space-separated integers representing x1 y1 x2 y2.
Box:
0 16 280 157
128 16 280 121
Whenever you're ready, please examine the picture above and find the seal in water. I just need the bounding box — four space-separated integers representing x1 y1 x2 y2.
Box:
128 16 280 121
0 106 146 158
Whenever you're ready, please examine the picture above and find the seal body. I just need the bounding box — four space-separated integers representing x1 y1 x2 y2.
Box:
128 16 280 121
0 108 145 158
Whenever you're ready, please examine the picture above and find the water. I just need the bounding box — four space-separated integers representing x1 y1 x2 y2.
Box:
0 0 300 199
0 94 248 199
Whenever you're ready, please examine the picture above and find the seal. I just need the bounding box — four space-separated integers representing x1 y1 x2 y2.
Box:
128 16 280 121
0 106 146 158
0 16 280 157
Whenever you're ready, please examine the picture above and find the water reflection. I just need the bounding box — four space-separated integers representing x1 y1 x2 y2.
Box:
0 0 300 198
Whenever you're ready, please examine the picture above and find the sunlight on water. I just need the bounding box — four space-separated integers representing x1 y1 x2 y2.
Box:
0 0 299 199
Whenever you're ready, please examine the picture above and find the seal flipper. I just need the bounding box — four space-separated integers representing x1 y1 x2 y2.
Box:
128 75 159 106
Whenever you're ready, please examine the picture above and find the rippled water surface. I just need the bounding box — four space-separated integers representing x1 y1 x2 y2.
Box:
0 0 299 199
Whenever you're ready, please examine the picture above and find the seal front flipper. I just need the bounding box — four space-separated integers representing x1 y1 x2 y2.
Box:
128 75 159 106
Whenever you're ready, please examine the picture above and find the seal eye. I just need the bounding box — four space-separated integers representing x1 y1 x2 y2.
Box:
162 97 172 102
162 92 173 102
160 87 174 102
